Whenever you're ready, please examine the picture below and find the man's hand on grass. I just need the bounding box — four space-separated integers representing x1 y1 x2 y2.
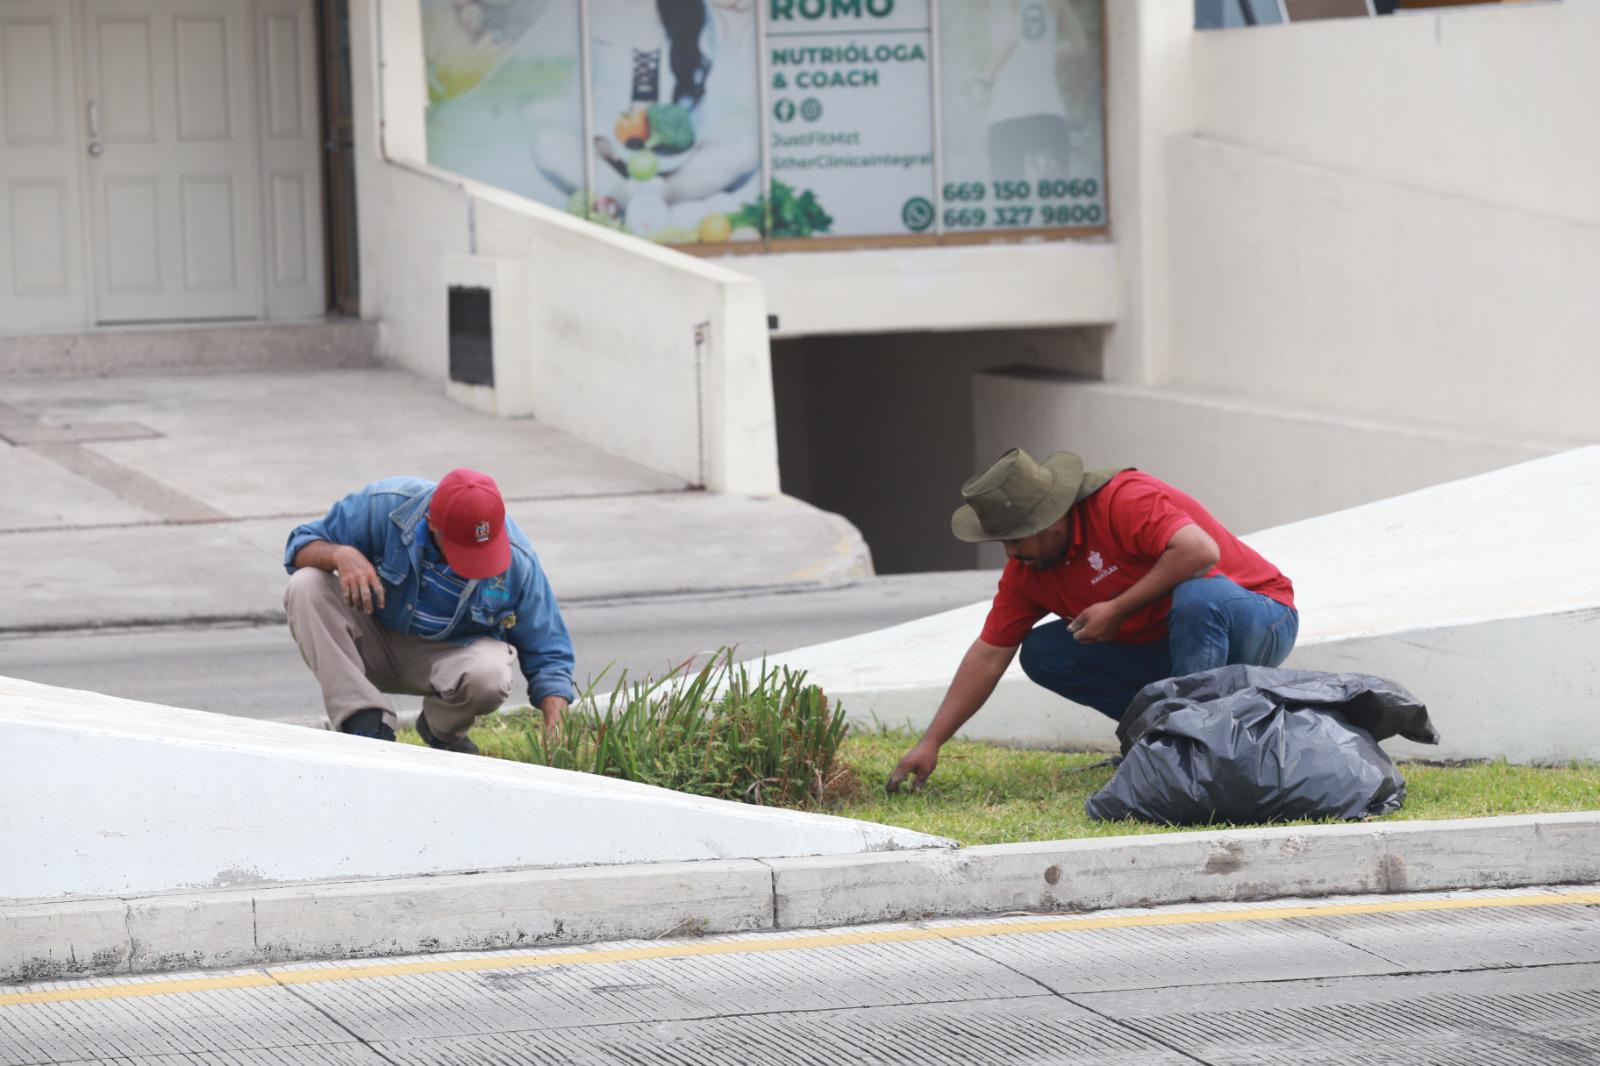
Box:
886 739 939 795
540 696 568 740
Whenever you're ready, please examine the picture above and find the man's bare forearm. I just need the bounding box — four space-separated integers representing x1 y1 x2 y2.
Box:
1109 525 1219 618
919 639 1018 748
293 540 353 571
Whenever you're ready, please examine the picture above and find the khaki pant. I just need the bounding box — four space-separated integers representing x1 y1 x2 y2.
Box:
285 568 517 740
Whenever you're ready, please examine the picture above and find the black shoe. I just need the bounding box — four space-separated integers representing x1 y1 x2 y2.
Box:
340 707 396 742
416 712 479 755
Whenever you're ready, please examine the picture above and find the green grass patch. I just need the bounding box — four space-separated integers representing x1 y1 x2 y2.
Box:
398 657 1600 845
819 732 1600 845
400 651 848 807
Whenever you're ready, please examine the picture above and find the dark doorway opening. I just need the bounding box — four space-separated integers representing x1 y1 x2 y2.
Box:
317 0 360 315
771 328 1102 574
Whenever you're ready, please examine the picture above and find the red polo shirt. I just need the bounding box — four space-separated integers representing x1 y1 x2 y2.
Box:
980 471 1294 647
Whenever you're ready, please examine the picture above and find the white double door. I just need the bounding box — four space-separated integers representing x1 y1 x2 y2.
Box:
0 0 322 329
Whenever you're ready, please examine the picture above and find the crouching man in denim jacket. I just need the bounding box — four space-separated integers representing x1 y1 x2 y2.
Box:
284 469 576 754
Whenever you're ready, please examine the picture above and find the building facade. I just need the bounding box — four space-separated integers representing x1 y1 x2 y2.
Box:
3 0 1594 570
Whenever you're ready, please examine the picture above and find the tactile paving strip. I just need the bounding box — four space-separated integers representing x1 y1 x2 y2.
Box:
287 935 1049 1044
369 997 1194 1066
1080 961 1600 1065
0 984 357 1066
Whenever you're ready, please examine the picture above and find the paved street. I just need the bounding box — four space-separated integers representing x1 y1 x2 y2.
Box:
5 887 1600 1064
0 572 997 725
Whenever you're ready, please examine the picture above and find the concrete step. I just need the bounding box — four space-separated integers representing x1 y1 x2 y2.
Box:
769 448 1600 764
0 319 378 377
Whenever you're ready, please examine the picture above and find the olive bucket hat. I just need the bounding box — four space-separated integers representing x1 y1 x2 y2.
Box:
951 448 1120 544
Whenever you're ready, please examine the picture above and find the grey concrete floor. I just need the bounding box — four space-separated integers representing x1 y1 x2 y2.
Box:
0 367 877 632
5 886 1600 1064
0 571 998 724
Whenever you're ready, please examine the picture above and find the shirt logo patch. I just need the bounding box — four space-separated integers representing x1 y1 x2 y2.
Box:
1087 548 1120 586
474 521 491 543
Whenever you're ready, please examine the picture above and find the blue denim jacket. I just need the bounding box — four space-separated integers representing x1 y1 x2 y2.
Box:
284 477 577 705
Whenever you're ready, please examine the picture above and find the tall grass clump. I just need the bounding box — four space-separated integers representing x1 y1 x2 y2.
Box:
519 649 849 807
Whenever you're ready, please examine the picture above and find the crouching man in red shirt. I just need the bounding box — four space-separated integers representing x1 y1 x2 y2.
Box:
887 448 1298 793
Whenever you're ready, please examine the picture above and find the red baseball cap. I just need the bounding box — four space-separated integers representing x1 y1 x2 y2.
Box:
428 468 510 579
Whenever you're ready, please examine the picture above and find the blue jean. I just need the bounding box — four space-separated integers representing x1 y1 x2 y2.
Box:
1017 576 1299 721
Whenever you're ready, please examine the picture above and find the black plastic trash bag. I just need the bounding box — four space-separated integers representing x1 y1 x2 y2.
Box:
1085 665 1440 825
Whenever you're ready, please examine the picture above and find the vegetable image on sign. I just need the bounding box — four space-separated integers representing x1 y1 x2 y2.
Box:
627 150 661 181
559 0 763 245
646 102 697 152
614 107 650 147
730 181 834 239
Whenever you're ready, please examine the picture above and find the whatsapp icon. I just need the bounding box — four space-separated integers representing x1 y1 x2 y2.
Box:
901 197 935 232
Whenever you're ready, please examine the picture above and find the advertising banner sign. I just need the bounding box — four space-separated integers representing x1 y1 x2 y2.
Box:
764 0 936 239
421 1 1107 246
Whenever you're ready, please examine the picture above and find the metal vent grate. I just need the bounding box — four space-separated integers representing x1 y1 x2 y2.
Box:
448 286 494 387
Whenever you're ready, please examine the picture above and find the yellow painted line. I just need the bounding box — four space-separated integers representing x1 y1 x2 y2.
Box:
4 890 1597 1008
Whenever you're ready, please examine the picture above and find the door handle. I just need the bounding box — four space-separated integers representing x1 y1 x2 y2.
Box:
87 99 102 156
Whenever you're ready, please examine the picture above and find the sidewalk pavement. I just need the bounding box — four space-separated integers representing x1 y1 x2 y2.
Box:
0 367 871 633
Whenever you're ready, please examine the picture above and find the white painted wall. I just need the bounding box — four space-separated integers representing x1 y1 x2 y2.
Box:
348 0 779 494
1164 134 1600 441
724 242 1119 339
1166 0 1600 437
1099 0 1196 386
769 448 1600 765
972 371 1579 544
0 676 947 902
1193 2 1596 226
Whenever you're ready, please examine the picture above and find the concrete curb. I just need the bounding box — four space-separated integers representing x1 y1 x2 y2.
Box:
6 812 1599 984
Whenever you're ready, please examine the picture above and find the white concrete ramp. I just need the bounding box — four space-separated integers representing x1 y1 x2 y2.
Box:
771 448 1600 764
0 678 946 903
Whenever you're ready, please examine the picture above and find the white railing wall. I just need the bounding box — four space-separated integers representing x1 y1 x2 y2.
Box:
1170 0 1600 439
